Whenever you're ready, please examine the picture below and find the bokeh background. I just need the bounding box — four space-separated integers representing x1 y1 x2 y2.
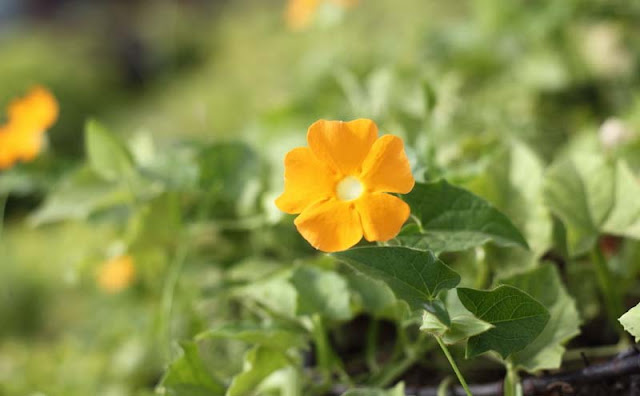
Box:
1 0 640 395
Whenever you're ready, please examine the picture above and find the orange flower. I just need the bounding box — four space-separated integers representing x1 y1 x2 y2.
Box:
0 86 58 170
97 255 136 293
285 0 359 31
275 119 414 252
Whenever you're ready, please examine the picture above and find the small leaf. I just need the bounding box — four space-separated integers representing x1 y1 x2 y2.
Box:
424 299 451 327
160 341 225 396
401 180 529 253
457 285 550 358
420 290 493 345
290 266 352 321
620 303 640 342
334 246 460 311
85 120 135 182
227 346 290 396
501 264 581 372
196 323 307 350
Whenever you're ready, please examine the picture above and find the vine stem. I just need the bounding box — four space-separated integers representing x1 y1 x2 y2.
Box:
590 244 623 327
435 336 473 396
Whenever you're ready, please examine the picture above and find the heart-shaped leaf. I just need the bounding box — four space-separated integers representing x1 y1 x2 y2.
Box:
401 180 529 253
333 246 460 311
457 285 550 358
501 264 581 372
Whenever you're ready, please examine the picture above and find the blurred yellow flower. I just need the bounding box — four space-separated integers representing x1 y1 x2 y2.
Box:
97 255 136 293
0 86 59 170
276 119 414 252
286 0 359 31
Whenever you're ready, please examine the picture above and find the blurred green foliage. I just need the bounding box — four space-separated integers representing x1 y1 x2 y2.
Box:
2 0 640 395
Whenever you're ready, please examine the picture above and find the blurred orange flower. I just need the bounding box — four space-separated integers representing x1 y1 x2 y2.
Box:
276 119 414 252
0 86 58 170
97 255 136 293
286 0 359 31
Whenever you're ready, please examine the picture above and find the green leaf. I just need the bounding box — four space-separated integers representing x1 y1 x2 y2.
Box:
401 180 529 253
340 382 405 396
333 246 460 311
619 303 640 342
85 120 135 182
238 272 298 318
346 273 398 318
465 142 552 254
457 285 550 358
602 161 640 239
290 266 352 321
29 167 132 225
198 142 263 217
420 290 493 345
227 346 290 396
501 264 581 372
424 299 451 327
196 323 307 350
160 341 225 396
543 154 615 256
544 155 640 256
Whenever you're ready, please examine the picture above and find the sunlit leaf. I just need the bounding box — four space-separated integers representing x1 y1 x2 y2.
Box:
602 161 640 239
85 119 135 182
465 142 552 254
620 303 640 342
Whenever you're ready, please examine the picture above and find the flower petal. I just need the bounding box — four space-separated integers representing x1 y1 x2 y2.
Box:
307 119 378 176
8 86 58 132
355 192 410 242
360 134 414 194
294 199 363 252
0 131 15 170
286 0 321 30
275 147 337 214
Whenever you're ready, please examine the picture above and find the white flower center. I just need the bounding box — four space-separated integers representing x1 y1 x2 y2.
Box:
336 176 364 201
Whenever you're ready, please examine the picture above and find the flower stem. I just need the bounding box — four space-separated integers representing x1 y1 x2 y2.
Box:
310 315 351 387
504 361 522 396
435 336 473 396
590 244 623 327
365 319 380 373
159 242 189 359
